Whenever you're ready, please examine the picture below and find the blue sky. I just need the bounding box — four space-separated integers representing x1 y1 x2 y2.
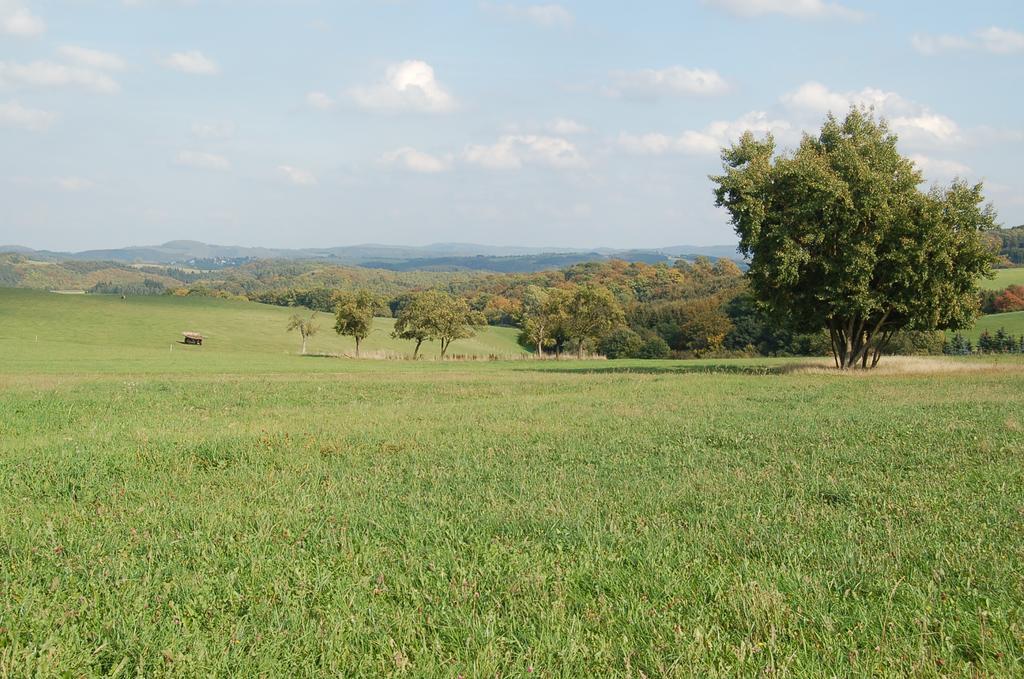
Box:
1 0 1022 250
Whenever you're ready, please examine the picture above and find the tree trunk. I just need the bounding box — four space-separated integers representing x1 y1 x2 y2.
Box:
355 336 360 357
413 339 422 359
828 311 893 370
440 338 448 358
301 335 307 355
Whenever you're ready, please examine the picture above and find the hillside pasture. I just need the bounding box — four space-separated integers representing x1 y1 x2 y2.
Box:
981 267 1024 290
960 310 1024 342
0 288 528 373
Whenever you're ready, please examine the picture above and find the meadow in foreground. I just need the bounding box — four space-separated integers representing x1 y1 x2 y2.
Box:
2 290 1023 675
2 355 1023 676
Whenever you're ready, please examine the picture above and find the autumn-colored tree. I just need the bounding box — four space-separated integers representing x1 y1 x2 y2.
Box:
993 285 1024 313
712 108 997 369
678 297 734 354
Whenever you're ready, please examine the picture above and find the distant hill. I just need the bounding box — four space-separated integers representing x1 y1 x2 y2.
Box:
0 240 741 271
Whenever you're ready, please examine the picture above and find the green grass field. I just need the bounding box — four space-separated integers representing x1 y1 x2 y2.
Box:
981 267 1024 291
2 288 1024 676
961 310 1024 342
0 289 527 373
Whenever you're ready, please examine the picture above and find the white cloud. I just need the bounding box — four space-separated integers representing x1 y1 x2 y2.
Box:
58 46 126 71
161 51 219 75
56 177 95 191
1 3 45 36
782 81 961 145
306 91 334 110
781 81 857 112
606 66 730 98
278 165 317 185
176 151 230 171
619 111 792 156
913 26 1024 56
547 118 588 135
350 60 456 113
910 154 971 182
889 114 961 145
619 82 975 162
0 60 119 93
485 3 574 29
0 100 56 131
381 147 453 173
463 135 585 169
975 26 1024 54
705 0 863 20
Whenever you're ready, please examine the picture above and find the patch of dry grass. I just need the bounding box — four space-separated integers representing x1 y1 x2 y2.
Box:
781 355 1024 376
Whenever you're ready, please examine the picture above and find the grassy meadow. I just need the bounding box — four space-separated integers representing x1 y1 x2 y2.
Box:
2 290 1024 676
981 267 1024 291
961 310 1024 342
0 289 527 373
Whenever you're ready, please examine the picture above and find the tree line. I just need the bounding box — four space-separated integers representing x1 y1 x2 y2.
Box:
945 329 1024 355
287 289 488 358
203 110 1003 368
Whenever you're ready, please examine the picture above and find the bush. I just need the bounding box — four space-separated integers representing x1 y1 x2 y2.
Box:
598 327 644 359
994 285 1024 313
635 332 671 359
881 330 946 356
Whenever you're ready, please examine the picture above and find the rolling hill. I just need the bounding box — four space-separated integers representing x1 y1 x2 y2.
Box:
0 288 528 373
960 310 1024 342
0 240 741 270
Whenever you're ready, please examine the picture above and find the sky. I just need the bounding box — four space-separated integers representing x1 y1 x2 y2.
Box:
0 0 1022 251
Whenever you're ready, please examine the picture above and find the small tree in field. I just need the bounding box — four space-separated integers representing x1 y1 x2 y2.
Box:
712 108 997 369
286 312 319 355
333 290 378 357
392 298 432 359
392 290 483 359
429 293 485 358
562 284 625 358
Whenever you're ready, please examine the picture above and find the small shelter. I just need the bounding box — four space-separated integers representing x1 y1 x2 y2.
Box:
182 332 204 346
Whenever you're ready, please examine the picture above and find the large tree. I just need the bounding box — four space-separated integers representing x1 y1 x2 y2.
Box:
520 285 567 356
712 108 996 369
333 290 378 357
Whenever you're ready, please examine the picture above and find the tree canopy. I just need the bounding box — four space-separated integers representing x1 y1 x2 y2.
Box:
712 108 997 368
286 312 319 355
333 290 379 356
561 284 625 358
392 290 484 358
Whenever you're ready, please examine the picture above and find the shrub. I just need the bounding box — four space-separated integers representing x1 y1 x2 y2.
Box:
635 332 671 359
598 327 644 359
